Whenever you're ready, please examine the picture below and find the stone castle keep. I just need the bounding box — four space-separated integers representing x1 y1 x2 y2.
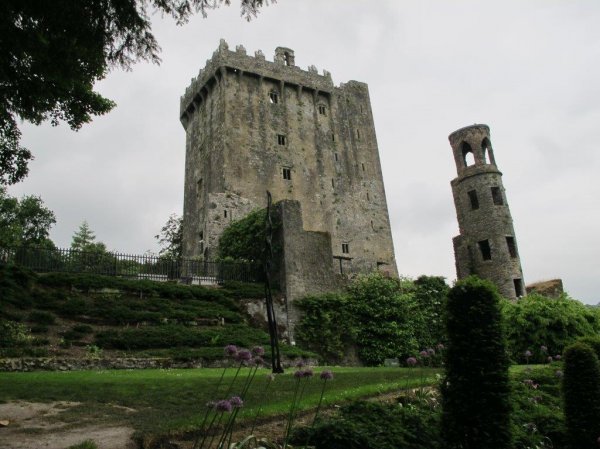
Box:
180 40 397 279
449 124 525 300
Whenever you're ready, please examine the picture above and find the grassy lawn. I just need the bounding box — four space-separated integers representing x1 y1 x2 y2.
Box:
0 366 440 436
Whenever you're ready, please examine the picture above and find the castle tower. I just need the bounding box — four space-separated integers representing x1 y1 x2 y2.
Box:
179 40 397 277
449 124 525 299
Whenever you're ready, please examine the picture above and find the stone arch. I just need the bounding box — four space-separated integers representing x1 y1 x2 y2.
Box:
462 142 475 167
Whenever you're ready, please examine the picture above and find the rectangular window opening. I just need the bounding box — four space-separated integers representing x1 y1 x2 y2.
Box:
366 192 370 201
277 134 287 146
478 239 492 260
331 133 335 142
356 129 361 140
362 163 365 172
224 210 227 218
468 190 479 210
506 236 517 258
342 243 349 254
282 168 291 180
491 186 504 205
334 153 338 162
269 91 279 104
331 178 335 188
514 278 524 297
318 105 327 115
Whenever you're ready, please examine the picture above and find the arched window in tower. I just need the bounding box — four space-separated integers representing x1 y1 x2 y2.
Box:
481 138 492 164
462 142 475 167
269 90 279 104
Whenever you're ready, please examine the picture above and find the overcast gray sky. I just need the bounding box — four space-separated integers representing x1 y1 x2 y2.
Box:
8 0 600 304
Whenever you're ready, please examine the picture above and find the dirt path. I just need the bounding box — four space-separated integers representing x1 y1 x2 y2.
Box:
0 401 135 449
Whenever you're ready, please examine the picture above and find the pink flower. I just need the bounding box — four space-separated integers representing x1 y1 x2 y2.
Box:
251 346 265 356
224 345 238 357
236 349 252 362
215 400 232 413
229 396 244 408
419 350 429 358
406 357 417 366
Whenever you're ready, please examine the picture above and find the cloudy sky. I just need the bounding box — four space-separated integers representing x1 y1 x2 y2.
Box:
8 1 600 304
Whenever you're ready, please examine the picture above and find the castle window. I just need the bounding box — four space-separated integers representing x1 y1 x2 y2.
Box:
284 52 291 66
332 133 335 142
356 129 361 140
196 178 203 198
334 153 338 162
224 210 228 218
482 138 492 164
342 243 349 254
282 167 291 180
468 190 479 210
462 142 474 167
331 178 335 188
491 187 504 205
478 240 492 260
277 134 287 146
371 220 374 230
514 278 524 297
362 163 365 172
318 105 327 115
506 236 517 258
269 91 279 104
366 192 370 201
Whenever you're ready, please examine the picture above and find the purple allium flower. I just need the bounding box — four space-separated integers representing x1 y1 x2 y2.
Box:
224 344 238 357
436 343 445 350
236 349 252 362
251 346 265 356
524 350 532 358
427 348 435 356
294 370 304 379
540 345 548 353
229 396 244 408
554 354 562 361
406 357 418 366
215 399 233 413
320 370 334 380
302 368 314 378
546 356 553 363
419 350 429 358
555 370 564 378
253 356 264 366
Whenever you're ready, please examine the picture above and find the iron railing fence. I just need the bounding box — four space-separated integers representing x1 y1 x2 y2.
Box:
0 246 261 284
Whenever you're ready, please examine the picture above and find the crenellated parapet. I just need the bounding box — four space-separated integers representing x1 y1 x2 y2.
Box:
180 39 336 127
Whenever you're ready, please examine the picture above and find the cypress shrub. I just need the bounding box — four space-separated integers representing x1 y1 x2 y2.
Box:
562 342 600 449
441 276 511 449
576 336 600 360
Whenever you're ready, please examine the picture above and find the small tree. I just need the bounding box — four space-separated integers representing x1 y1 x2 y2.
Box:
562 342 600 449
441 276 512 449
69 221 114 273
155 213 183 260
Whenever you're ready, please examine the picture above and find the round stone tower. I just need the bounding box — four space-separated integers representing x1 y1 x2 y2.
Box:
449 124 525 299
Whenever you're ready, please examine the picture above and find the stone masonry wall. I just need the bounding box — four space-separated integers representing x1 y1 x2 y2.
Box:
181 40 397 277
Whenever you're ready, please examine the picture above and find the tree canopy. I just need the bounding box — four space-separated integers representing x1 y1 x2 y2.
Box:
0 187 56 247
155 213 183 259
0 0 270 185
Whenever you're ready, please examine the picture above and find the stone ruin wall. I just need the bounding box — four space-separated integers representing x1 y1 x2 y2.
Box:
181 40 397 277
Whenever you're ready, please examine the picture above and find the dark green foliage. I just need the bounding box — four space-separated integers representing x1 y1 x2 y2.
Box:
155 214 183 260
576 335 600 360
562 342 600 449
95 324 269 350
295 273 447 365
442 276 512 449
30 324 49 334
221 280 265 299
27 310 56 325
294 401 441 449
218 208 269 262
295 293 355 362
0 0 268 184
63 324 94 341
0 263 35 309
0 187 56 246
0 320 31 347
511 366 566 449
502 293 600 362
413 275 449 349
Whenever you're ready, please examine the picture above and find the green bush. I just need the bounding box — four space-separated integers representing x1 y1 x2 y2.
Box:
217 208 268 262
0 320 32 347
30 324 49 334
576 335 600 360
293 400 441 449
442 276 512 449
295 293 355 362
0 264 35 308
511 366 566 449
28 310 56 324
95 324 270 350
502 293 600 362
562 342 600 449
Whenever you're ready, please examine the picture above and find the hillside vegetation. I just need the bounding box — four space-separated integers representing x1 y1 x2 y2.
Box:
0 264 309 361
